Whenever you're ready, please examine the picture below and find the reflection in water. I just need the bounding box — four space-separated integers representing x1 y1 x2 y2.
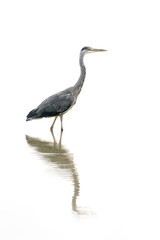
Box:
25 134 85 214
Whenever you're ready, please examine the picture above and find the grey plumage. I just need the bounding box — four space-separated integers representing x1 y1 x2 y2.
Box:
26 47 106 130
26 88 75 121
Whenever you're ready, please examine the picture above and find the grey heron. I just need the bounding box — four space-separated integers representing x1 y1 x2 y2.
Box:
26 47 106 132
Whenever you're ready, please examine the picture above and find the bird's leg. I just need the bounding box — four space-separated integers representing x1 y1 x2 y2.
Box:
50 116 58 133
60 115 63 132
59 130 63 147
51 129 56 143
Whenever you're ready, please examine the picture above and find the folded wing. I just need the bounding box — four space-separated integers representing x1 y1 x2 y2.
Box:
26 92 74 121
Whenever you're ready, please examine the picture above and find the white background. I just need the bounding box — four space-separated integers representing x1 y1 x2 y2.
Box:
0 0 160 239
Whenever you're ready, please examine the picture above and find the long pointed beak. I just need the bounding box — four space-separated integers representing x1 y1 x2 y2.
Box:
91 48 107 52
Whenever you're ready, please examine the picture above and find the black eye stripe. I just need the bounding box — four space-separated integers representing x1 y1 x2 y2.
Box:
81 47 89 51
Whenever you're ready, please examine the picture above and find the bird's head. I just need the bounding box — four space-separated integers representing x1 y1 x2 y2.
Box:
81 46 107 54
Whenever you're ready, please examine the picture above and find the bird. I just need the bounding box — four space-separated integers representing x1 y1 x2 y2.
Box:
26 47 106 132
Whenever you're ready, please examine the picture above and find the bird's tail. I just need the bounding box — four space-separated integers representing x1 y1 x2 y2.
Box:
26 108 38 121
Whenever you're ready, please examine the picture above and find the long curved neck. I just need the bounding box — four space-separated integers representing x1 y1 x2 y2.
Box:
73 52 86 95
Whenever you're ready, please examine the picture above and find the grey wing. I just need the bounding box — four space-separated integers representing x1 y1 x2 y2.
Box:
36 92 75 118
